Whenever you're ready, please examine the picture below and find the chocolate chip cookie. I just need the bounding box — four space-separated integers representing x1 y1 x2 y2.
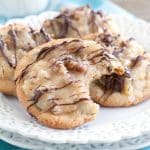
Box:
15 38 125 128
0 24 51 95
42 6 119 39
85 32 150 106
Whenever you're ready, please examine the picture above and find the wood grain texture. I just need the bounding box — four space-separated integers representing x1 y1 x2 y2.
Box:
112 0 150 21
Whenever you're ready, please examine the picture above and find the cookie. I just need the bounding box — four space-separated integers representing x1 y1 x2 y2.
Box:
42 6 119 39
85 32 150 106
0 23 51 95
15 38 125 128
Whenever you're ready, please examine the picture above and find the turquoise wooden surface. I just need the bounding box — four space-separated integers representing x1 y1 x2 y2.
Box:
0 140 25 150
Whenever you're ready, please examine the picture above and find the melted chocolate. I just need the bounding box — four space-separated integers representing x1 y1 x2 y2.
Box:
95 72 130 92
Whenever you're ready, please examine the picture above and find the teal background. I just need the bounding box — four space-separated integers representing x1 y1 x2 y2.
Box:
0 0 149 149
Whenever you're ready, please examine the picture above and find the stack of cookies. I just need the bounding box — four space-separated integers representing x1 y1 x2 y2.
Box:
0 6 149 129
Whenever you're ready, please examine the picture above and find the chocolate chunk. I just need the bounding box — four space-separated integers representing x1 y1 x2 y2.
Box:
101 34 113 46
96 72 130 92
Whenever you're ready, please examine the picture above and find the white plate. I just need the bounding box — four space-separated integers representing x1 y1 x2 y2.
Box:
1 128 150 150
0 11 150 144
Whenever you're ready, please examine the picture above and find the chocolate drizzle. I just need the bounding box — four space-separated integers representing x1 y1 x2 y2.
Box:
68 21 81 37
8 29 17 49
27 90 43 111
60 14 81 37
88 49 112 64
0 38 16 68
89 10 98 32
27 80 87 112
54 98 89 106
0 25 53 69
16 40 83 82
36 41 68 60
15 63 33 82
53 13 81 38
48 97 89 113
8 29 17 67
131 55 144 68
56 14 69 38
40 28 51 42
